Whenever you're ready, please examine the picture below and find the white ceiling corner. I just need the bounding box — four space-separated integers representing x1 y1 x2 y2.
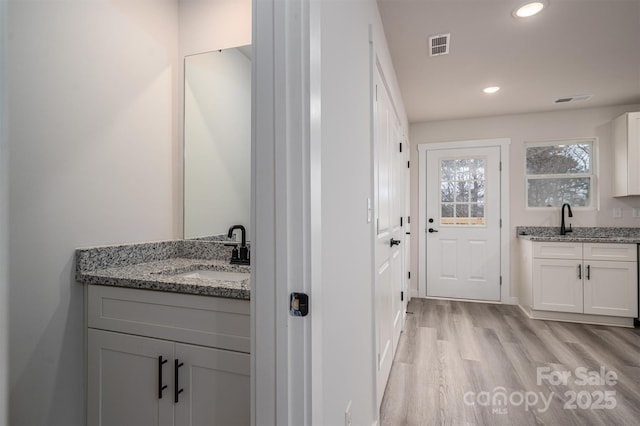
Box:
377 0 640 123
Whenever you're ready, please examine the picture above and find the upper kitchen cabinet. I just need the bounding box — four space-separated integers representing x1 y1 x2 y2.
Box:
613 112 640 197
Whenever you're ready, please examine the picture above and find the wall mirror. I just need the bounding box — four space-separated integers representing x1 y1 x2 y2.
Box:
183 45 251 239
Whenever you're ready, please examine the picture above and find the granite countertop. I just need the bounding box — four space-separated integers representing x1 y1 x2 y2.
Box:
516 226 640 244
76 240 250 300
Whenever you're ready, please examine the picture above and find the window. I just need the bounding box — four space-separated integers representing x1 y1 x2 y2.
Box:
525 139 595 208
440 157 486 225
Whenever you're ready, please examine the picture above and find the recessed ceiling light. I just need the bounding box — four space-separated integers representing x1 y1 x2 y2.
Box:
513 1 546 18
483 86 501 94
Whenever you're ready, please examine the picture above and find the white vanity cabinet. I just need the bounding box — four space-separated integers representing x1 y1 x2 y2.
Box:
520 240 638 326
87 285 250 426
613 111 640 197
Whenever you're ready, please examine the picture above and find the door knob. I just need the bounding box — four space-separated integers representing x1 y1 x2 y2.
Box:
390 238 401 247
428 228 439 233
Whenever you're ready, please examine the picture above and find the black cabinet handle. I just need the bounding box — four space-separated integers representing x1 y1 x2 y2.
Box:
586 265 590 280
578 264 582 280
174 359 184 403
390 238 401 247
158 356 168 399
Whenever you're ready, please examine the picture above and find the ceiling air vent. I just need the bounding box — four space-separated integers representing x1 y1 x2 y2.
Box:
429 33 450 56
555 94 593 104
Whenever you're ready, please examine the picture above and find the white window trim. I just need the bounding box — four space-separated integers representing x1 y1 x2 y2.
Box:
524 137 598 211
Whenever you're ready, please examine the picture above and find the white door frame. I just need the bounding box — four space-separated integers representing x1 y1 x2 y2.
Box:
417 139 512 304
252 0 319 423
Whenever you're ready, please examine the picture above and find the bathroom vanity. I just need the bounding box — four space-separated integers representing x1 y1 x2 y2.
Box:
76 240 250 425
517 227 640 327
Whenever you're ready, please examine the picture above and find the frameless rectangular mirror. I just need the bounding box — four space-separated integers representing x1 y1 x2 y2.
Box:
183 45 251 239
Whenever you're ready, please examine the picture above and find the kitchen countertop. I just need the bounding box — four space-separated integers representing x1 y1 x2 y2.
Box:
516 226 640 244
76 240 250 300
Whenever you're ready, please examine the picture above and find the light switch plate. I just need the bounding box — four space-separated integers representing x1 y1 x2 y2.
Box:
633 208 640 218
613 207 623 218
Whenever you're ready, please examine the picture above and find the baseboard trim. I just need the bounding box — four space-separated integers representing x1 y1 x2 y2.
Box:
518 304 634 328
419 296 504 305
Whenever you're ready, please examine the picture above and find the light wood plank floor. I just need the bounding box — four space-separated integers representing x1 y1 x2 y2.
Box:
380 298 640 426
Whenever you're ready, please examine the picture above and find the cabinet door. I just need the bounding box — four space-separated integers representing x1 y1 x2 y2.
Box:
88 329 174 426
174 343 250 426
584 260 638 317
533 259 583 313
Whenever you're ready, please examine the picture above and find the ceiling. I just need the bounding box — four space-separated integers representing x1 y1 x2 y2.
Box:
378 0 640 123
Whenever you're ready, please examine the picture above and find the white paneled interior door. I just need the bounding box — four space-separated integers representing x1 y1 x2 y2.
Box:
374 64 405 410
425 147 501 301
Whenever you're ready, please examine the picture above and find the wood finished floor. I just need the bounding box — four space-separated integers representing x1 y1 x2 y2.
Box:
380 298 640 426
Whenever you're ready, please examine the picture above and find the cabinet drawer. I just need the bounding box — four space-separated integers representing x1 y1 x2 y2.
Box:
88 285 250 353
583 243 637 262
533 242 582 260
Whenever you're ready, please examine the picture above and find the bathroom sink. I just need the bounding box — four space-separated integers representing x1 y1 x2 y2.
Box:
173 270 249 282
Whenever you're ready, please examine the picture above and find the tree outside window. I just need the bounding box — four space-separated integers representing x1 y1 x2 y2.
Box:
525 140 595 208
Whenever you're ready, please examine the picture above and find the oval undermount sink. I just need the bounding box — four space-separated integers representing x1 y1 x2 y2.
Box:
174 270 249 282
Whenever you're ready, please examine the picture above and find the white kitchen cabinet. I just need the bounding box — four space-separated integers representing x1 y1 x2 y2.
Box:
612 111 640 197
87 286 250 426
532 258 584 313
521 240 638 326
584 260 638 317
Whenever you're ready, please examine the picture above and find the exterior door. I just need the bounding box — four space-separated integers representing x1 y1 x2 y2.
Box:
425 147 501 301
374 66 404 409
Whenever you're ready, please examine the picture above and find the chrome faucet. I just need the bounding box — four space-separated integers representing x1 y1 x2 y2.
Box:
560 203 573 235
227 225 250 265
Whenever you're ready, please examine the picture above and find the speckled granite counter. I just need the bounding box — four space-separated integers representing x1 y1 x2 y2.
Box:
76 240 250 300
516 226 640 244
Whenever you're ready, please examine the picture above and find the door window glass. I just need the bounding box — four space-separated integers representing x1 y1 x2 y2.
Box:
440 158 486 226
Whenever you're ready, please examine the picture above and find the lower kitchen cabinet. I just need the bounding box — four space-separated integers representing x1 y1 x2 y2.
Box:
584 260 638 317
532 258 583 313
86 286 250 426
520 240 638 326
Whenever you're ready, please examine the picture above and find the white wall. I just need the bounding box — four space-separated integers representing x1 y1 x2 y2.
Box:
8 1 179 424
320 0 407 424
179 0 251 58
0 0 9 423
184 49 251 238
410 103 640 299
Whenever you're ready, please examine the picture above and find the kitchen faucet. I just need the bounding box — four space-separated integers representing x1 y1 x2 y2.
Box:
560 203 573 235
227 225 250 265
